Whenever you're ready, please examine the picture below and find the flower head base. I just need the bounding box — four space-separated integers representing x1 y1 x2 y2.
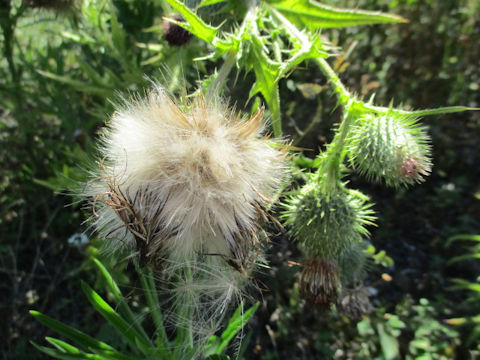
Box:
300 258 341 307
347 114 432 187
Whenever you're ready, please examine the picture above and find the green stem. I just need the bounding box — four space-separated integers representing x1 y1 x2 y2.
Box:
319 106 355 192
172 264 194 358
207 49 237 98
314 57 351 105
138 267 170 356
270 85 282 138
313 58 355 190
0 0 21 92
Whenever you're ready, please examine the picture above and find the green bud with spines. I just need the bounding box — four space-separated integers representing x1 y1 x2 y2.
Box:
347 113 432 187
282 175 376 260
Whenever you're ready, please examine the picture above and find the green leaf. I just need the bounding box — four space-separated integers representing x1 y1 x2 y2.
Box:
46 337 84 355
268 7 329 78
198 0 226 7
30 341 108 360
447 234 480 246
138 266 170 356
163 0 218 43
448 253 480 265
205 355 230 360
108 2 127 58
216 302 259 353
245 33 282 136
81 281 152 355
91 258 151 344
449 279 480 292
36 71 113 97
400 106 480 117
377 324 400 360
267 0 407 31
29 311 129 360
92 258 123 300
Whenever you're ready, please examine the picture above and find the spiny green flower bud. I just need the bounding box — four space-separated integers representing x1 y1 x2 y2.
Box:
347 114 431 187
283 180 375 260
300 258 341 307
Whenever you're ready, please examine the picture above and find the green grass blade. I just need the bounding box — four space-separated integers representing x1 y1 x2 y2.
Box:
216 302 259 354
92 258 152 344
447 234 480 246
30 341 108 360
30 311 118 353
36 71 113 97
81 281 153 356
46 337 83 354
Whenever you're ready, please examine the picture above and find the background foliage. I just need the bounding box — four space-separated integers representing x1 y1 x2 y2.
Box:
1 0 479 359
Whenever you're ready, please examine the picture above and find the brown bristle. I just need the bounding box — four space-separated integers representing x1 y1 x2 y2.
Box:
300 258 340 307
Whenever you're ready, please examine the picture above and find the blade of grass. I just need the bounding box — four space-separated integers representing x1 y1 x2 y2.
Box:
30 311 130 360
81 281 152 356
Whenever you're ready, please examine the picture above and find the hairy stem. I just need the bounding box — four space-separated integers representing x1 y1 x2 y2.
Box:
313 59 355 190
207 49 237 98
314 57 351 105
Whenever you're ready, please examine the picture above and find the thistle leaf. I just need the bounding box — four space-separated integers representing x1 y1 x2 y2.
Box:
267 0 407 30
398 106 480 117
163 0 218 43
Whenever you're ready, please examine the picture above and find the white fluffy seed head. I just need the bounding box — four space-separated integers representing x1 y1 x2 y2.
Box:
83 85 287 346
84 83 287 274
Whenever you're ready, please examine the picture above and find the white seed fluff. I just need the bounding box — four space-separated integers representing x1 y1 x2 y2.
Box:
84 85 287 348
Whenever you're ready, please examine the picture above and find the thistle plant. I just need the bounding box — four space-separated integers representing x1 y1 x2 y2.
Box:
27 0 478 358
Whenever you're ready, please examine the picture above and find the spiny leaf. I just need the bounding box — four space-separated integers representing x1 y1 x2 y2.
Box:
163 0 218 43
400 106 480 117
267 0 407 31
